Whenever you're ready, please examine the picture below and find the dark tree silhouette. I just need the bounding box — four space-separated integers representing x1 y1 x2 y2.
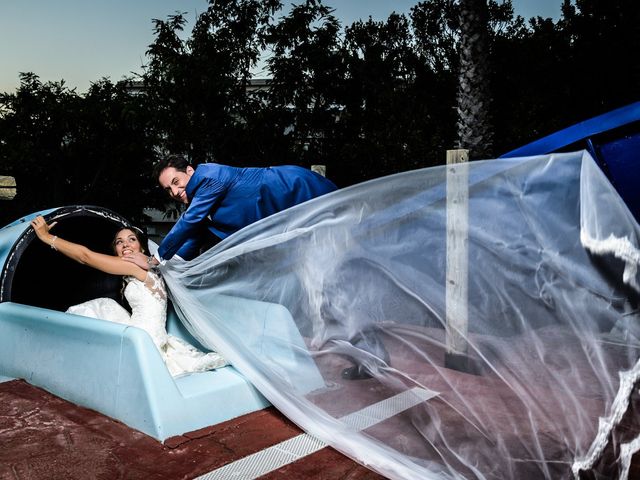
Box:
3 0 640 224
143 0 281 165
0 74 156 226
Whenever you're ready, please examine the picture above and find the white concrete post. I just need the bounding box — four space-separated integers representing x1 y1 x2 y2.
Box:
0 176 17 200
311 165 327 177
445 149 469 364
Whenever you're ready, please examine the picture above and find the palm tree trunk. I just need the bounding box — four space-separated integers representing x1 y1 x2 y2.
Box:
456 0 493 159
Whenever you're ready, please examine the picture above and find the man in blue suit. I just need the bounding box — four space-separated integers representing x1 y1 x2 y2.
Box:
154 154 337 261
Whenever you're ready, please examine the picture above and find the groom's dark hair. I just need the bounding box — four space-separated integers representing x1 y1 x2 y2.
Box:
153 154 192 180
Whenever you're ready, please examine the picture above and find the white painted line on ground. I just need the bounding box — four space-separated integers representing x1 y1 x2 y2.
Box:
196 387 437 480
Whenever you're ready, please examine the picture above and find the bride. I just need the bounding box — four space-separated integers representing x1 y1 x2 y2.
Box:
30 215 226 376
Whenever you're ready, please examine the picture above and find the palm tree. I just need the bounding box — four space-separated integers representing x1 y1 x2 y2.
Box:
456 0 494 159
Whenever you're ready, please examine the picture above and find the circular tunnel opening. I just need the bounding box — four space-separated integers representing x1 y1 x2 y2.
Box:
1 206 135 312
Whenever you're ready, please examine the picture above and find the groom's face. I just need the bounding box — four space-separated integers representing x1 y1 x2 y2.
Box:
159 166 195 204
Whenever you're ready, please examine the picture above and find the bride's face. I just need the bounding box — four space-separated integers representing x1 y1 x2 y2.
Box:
113 229 143 257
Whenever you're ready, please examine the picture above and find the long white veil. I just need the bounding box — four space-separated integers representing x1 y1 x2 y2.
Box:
161 151 640 479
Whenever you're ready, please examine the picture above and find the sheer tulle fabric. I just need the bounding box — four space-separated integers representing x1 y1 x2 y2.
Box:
160 151 640 479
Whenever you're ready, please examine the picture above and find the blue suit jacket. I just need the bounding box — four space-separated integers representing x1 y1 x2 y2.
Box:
158 163 337 260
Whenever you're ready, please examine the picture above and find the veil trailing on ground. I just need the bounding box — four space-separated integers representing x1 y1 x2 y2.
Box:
160 151 640 479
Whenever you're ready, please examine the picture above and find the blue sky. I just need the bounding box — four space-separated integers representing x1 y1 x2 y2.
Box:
0 1 563 94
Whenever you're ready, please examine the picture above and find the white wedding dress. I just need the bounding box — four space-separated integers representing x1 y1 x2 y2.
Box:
66 270 227 376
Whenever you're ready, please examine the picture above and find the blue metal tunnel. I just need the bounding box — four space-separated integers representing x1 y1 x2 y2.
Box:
501 101 640 222
0 206 130 309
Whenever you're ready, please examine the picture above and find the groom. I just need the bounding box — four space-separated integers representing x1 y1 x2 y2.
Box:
152 154 337 261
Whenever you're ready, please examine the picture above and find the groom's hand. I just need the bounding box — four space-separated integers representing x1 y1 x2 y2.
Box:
123 251 155 270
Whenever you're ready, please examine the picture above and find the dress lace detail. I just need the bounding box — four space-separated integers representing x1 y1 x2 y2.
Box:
142 270 167 302
66 270 227 376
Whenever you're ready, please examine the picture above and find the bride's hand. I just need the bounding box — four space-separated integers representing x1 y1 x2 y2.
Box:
30 216 57 241
122 251 152 270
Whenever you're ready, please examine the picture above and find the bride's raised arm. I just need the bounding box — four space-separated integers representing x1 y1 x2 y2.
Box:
30 215 147 281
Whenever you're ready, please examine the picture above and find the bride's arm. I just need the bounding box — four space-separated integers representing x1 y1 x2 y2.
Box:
30 216 147 281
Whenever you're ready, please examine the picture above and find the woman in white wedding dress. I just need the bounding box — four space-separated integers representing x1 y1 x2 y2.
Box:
30 215 226 376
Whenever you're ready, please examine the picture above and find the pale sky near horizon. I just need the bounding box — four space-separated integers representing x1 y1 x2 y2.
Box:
0 0 562 94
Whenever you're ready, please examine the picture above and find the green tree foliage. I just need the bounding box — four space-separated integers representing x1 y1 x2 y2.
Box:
0 74 78 218
0 74 157 225
492 0 640 152
490 9 571 151
264 0 344 170
143 0 281 164
2 0 640 223
561 0 640 116
336 13 448 183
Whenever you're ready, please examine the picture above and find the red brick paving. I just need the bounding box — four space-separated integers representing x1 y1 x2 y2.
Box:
0 380 385 480
4 354 638 480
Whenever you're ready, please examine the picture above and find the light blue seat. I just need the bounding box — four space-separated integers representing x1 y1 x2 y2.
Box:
0 301 269 440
